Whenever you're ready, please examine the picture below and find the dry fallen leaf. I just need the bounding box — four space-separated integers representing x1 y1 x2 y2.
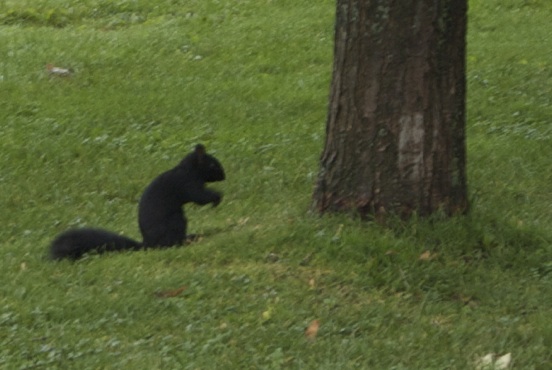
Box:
495 353 512 369
430 314 450 327
418 250 436 261
305 319 320 340
237 217 249 226
46 64 72 77
154 286 187 298
308 278 316 289
452 293 479 308
475 353 494 370
475 352 512 370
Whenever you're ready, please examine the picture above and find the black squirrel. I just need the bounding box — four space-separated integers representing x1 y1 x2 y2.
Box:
50 144 225 260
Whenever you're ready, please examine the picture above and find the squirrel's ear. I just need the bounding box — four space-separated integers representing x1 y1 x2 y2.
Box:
195 144 206 163
195 144 206 156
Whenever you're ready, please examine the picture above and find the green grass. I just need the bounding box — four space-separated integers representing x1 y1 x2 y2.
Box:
1 0 551 368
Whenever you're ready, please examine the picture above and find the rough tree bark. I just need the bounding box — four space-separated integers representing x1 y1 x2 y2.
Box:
313 0 469 219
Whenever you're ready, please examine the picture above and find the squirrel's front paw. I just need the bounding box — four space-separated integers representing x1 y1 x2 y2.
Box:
212 193 222 207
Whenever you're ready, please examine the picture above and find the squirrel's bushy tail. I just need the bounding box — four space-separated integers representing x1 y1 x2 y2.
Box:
50 228 142 260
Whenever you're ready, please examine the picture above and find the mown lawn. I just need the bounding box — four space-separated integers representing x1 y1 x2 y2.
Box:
1 0 551 368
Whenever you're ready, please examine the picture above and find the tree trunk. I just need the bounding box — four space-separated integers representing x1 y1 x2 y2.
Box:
313 0 469 219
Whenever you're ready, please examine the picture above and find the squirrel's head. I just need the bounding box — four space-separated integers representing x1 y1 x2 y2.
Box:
194 144 225 182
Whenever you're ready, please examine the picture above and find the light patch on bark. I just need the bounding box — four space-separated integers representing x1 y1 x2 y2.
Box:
398 113 424 182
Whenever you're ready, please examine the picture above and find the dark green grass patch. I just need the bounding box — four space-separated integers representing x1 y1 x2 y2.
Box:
1 0 551 368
